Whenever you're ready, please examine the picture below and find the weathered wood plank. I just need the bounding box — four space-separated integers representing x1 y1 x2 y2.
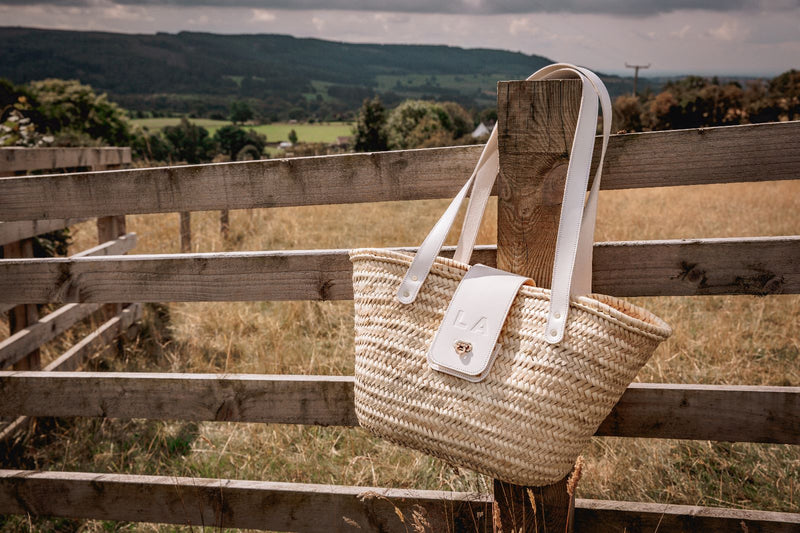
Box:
0 234 137 369
494 78 581 533
0 122 797 221
0 470 491 532
0 147 130 174
574 498 800 532
0 237 796 304
0 218 87 246
0 372 358 426
596 383 800 443
0 374 795 444
0 471 796 532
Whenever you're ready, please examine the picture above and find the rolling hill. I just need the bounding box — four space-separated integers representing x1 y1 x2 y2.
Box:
0 27 645 119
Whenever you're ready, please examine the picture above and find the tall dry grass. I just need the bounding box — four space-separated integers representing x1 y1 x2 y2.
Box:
2 179 798 531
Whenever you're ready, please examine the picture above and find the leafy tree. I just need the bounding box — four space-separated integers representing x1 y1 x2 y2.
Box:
385 99 473 149
229 100 254 124
288 129 298 144
613 94 645 132
1 95 53 147
214 124 266 160
29 79 132 146
353 97 388 152
743 80 781 124
769 69 800 120
162 117 216 164
130 129 171 163
441 101 473 139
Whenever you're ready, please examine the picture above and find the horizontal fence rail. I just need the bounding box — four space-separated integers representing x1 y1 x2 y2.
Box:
0 122 798 221
0 237 797 304
0 218 88 247
0 234 137 369
0 471 797 532
0 147 131 175
0 373 796 444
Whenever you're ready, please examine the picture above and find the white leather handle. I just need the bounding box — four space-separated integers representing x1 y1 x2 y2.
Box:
397 64 611 344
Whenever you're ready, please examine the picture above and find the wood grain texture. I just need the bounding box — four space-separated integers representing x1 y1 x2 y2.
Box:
574 498 800 532
0 372 358 426
0 147 130 174
494 79 582 533
1 121 797 221
496 79 581 288
597 383 800 444
2 376 792 443
1 237 796 304
0 470 492 532
0 218 87 246
0 234 136 369
0 471 795 532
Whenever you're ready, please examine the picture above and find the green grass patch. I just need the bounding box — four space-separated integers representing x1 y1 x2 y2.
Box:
131 119 354 143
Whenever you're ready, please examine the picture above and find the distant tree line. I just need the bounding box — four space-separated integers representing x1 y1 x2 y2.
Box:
1 78 267 165
614 70 800 132
4 71 799 165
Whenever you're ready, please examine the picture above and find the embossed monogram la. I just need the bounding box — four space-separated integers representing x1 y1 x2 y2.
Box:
453 309 489 336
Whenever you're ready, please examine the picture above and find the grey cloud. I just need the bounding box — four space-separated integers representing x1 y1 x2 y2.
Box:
1 0 798 16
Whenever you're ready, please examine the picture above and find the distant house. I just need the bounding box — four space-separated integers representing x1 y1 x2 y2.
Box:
471 122 492 138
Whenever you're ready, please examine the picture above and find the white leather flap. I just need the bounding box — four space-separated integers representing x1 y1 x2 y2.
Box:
428 264 529 382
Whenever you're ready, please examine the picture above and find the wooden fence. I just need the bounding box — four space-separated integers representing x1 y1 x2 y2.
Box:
0 83 798 531
0 146 137 440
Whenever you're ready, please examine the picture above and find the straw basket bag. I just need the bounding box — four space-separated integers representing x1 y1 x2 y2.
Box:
350 64 672 486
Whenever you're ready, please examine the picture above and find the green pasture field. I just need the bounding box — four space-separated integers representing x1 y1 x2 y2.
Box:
131 118 354 144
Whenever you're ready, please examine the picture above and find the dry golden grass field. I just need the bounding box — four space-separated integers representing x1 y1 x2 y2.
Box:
2 177 799 531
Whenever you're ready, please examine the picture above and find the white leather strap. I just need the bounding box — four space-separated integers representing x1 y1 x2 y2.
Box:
397 63 611 345
396 146 498 304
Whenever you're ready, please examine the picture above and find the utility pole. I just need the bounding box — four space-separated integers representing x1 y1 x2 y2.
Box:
625 63 650 96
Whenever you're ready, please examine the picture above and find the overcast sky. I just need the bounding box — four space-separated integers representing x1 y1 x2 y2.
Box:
1 1 798 76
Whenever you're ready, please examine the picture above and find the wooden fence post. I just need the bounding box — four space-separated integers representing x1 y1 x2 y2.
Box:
180 212 191 252
4 239 40 371
96 162 127 318
494 78 583 532
220 210 230 240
